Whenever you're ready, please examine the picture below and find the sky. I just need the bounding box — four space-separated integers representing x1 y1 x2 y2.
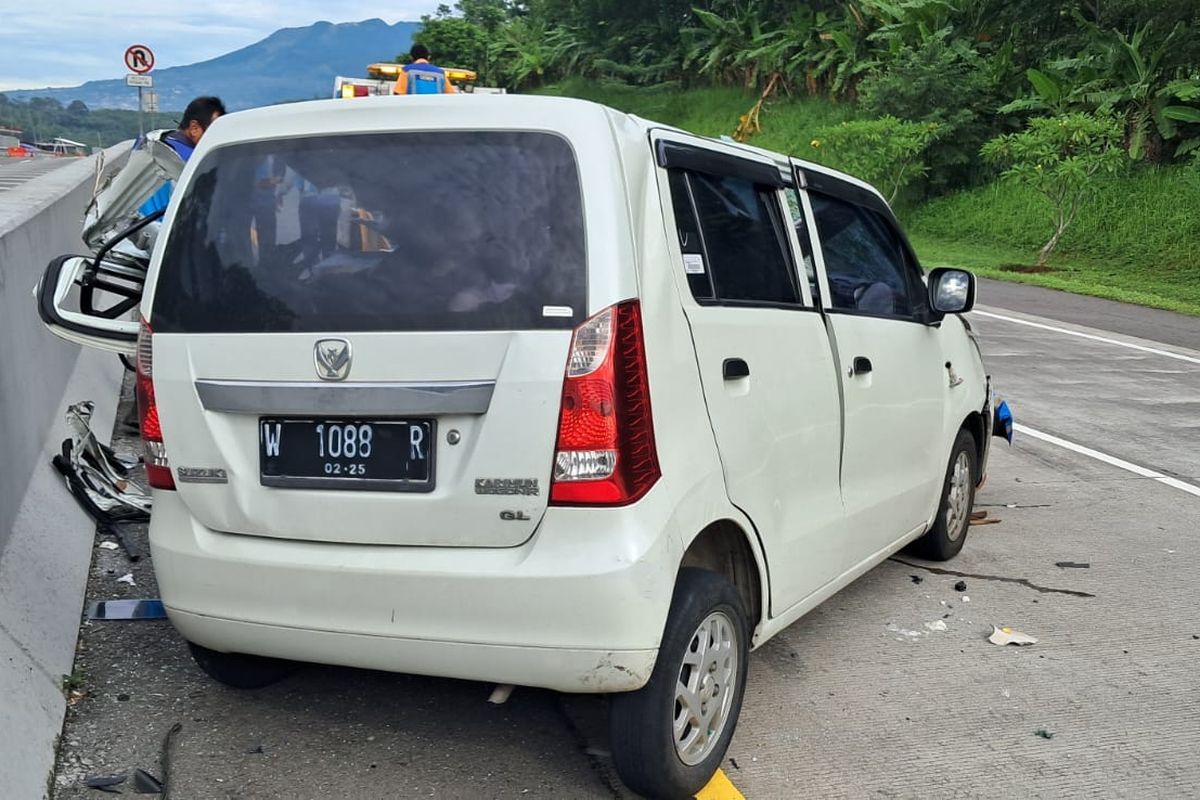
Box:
0 1 443 91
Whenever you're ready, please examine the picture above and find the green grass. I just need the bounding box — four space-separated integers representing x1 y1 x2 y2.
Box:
908 168 1200 316
540 78 852 155
910 234 1200 316
542 79 1200 316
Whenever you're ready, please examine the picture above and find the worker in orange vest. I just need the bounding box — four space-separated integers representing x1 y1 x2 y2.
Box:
391 44 459 95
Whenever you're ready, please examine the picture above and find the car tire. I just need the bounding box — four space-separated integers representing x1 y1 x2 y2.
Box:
187 642 297 689
909 428 978 561
609 568 750 799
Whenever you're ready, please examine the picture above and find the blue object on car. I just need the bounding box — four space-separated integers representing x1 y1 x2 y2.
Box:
994 400 1013 443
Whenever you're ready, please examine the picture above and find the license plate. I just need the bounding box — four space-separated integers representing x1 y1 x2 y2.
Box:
259 418 434 491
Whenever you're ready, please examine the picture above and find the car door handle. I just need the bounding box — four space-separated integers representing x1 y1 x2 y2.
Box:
850 356 873 377
723 358 750 380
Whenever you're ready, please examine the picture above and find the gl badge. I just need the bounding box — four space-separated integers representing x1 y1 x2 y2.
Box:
315 338 352 381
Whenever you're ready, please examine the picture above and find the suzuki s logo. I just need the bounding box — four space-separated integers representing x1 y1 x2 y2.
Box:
314 339 352 381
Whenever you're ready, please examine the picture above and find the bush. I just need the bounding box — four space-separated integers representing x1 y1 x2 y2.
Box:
808 116 942 203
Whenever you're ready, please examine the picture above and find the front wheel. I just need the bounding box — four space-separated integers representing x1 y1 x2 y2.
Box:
610 568 750 799
909 428 978 561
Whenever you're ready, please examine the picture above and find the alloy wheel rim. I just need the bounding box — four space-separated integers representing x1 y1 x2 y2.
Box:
673 610 739 766
945 451 972 541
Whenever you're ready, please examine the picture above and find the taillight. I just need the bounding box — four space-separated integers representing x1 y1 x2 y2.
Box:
550 300 660 506
136 318 175 490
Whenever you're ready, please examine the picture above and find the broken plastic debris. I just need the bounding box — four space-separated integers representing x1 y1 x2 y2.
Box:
885 623 922 638
99 541 119 550
86 599 166 620
925 620 948 632
132 768 163 794
962 596 970 603
954 580 968 592
84 774 127 793
1055 561 1090 569
910 574 924 584
988 625 1037 646
1035 729 1055 740
116 573 136 586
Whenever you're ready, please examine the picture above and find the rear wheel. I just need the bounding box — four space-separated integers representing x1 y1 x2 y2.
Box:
610 568 749 799
187 642 297 689
909 428 977 561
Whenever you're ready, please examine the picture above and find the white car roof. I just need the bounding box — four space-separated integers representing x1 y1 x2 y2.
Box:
198 94 885 207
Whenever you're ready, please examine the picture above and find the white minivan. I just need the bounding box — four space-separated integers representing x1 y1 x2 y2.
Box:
40 95 999 798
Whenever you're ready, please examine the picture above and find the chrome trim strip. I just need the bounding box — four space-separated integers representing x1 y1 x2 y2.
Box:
195 380 495 416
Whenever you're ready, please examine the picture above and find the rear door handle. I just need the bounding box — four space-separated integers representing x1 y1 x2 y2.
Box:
723 358 750 380
850 356 873 377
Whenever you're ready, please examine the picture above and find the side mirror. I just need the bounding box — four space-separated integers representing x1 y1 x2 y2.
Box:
927 268 976 316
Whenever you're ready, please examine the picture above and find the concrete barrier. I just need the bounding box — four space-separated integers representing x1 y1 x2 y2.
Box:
0 143 130 798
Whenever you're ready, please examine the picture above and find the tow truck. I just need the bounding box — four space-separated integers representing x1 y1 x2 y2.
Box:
333 63 503 98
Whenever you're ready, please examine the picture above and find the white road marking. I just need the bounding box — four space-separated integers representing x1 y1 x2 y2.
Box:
973 310 1200 365
1016 423 1200 498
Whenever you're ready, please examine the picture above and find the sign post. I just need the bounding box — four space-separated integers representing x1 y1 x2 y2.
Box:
124 45 156 137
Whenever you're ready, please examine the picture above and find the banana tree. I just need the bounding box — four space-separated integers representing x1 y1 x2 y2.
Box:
1075 21 1200 161
684 2 769 88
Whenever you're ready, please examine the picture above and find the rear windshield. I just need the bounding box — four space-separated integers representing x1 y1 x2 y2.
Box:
152 131 586 333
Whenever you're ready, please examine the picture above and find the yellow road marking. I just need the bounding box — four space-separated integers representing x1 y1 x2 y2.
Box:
695 769 745 800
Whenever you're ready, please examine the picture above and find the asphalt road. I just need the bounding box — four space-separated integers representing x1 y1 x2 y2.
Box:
52 282 1200 799
0 156 75 192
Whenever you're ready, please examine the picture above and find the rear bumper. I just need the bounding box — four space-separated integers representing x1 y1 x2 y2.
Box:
150 487 680 693
169 610 657 693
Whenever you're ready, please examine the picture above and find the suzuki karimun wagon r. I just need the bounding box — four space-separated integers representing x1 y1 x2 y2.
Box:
40 94 997 799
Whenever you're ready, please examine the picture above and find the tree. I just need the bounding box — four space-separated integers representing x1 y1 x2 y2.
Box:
981 112 1125 266
857 29 1002 191
1072 19 1200 160
808 116 942 203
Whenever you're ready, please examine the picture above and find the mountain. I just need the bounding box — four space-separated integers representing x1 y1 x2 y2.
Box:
5 19 420 112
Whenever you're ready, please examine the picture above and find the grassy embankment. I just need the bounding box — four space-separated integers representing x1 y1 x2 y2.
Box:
545 79 1200 317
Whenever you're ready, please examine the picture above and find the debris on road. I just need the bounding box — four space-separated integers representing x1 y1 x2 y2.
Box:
925 620 948 632
159 722 183 800
988 625 1038 646
1055 561 1090 569
954 580 968 592
99 541 119 550
969 510 1001 526
1035 729 1055 740
84 774 126 793
979 502 1051 509
132 767 164 794
886 623 923 639
86 599 167 620
116 573 136 586
891 558 1096 598
52 402 150 518
910 575 924 584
